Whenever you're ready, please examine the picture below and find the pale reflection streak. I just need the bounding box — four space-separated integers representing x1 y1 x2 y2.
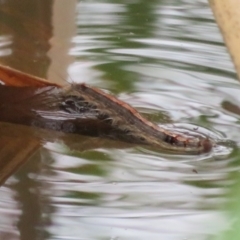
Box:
0 35 12 56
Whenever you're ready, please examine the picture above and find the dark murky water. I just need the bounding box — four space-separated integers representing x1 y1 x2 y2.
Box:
1 0 240 239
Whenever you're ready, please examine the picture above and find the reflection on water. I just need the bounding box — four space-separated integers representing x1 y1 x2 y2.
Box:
1 0 240 239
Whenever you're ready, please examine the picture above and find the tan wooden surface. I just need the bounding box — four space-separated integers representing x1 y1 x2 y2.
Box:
209 0 240 80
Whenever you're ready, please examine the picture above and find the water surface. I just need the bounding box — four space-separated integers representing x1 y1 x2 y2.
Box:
0 0 240 239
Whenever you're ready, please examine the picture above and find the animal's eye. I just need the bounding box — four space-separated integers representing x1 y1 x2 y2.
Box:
124 128 131 134
139 136 146 142
65 99 75 105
